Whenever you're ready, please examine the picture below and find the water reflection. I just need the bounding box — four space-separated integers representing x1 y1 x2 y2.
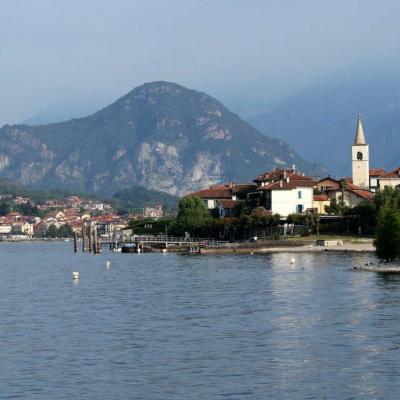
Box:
1 242 400 399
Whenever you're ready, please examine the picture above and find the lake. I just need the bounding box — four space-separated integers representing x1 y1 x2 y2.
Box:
1 242 399 399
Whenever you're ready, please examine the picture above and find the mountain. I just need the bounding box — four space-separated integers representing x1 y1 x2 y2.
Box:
248 67 400 176
0 81 324 196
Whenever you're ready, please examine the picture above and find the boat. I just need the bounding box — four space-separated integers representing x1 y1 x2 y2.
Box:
121 243 137 253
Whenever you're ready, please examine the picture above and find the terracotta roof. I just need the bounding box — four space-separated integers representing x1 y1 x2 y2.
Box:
313 194 329 201
189 183 256 199
254 168 314 184
344 183 374 199
347 188 374 200
379 167 400 179
190 186 233 199
369 169 385 177
260 179 315 191
321 181 374 200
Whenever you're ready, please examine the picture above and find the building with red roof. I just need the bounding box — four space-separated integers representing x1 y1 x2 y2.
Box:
253 168 316 217
377 167 400 190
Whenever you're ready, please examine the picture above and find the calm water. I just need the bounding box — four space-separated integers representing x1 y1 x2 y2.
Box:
1 242 399 399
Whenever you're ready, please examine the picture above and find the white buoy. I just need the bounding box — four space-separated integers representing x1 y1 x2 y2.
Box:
162 249 167 254
105 260 111 268
290 258 296 265
72 271 79 280
250 252 254 255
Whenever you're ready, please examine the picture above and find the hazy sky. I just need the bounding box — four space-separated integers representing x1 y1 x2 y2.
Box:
1 0 399 126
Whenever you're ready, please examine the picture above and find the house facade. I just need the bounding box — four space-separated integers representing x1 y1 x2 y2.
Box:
254 168 315 217
378 167 400 190
316 177 374 208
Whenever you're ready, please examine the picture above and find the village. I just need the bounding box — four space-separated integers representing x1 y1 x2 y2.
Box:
185 114 398 230
0 193 164 241
0 114 399 244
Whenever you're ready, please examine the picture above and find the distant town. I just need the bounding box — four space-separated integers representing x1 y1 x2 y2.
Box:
0 193 164 241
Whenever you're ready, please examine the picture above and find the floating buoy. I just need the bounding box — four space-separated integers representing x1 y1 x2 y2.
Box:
290 258 296 265
162 249 167 254
72 271 79 280
105 260 111 268
250 252 254 255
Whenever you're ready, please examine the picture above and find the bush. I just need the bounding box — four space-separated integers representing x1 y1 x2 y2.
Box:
374 203 400 261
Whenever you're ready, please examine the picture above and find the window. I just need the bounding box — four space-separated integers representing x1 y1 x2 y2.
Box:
298 190 302 199
296 204 303 213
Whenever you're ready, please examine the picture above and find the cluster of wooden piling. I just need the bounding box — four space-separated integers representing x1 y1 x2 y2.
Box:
73 222 102 253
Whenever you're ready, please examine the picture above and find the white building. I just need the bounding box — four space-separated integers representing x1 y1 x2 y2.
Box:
254 168 315 217
377 167 400 190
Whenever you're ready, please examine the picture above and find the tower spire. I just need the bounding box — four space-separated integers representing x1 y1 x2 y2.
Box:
354 113 366 145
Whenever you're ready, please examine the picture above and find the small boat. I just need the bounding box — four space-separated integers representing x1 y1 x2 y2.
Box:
121 243 137 253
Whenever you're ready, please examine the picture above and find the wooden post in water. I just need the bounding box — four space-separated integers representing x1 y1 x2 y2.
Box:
93 224 98 254
73 232 78 253
88 223 93 253
82 223 87 252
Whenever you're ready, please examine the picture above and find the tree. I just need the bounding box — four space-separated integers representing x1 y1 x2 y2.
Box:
325 199 340 215
339 179 347 215
0 201 11 216
286 213 306 225
173 196 212 236
374 203 400 262
249 208 280 238
58 224 73 238
305 212 321 235
374 187 400 211
46 224 59 238
347 201 377 235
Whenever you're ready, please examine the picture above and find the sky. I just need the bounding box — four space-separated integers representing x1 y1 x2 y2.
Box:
1 0 400 126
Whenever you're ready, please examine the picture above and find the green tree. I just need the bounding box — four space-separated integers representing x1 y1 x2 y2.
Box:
46 224 59 238
305 212 321 235
374 187 400 211
0 201 11 216
58 224 73 238
347 201 377 235
374 203 400 262
339 179 347 215
173 196 212 236
286 213 306 225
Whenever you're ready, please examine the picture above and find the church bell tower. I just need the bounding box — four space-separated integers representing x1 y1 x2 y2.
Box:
352 113 369 189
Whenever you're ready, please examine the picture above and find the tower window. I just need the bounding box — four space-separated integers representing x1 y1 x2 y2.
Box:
357 151 363 160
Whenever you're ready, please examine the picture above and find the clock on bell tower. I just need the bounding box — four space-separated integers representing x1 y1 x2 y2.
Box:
352 113 369 189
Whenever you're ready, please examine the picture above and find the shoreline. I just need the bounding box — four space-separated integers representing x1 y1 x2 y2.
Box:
200 242 375 255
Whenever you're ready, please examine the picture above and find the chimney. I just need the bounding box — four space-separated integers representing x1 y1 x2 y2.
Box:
286 177 290 183
280 180 283 187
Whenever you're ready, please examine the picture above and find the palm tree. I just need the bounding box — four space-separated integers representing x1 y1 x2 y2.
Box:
339 179 347 215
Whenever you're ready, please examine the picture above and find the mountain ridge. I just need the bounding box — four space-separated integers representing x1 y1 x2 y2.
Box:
0 81 325 195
